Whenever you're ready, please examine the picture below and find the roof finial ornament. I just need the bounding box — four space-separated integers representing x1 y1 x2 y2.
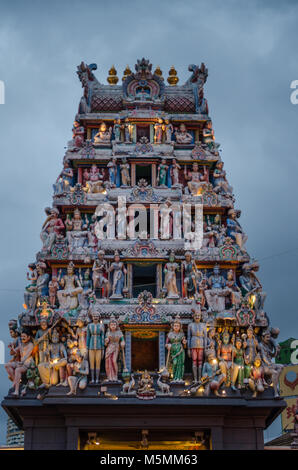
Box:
167 65 179 86
122 65 132 81
107 65 119 85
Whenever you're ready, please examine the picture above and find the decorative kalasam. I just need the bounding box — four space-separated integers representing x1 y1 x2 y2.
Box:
5 59 282 402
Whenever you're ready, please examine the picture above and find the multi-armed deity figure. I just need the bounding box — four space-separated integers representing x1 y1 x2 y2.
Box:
92 250 109 298
57 262 83 311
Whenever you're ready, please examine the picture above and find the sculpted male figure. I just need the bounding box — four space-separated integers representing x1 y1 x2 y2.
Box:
187 309 207 382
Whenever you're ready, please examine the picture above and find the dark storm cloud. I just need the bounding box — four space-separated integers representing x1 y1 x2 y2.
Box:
0 0 297 443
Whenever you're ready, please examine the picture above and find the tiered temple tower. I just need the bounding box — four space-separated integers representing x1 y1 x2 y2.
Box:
2 59 285 450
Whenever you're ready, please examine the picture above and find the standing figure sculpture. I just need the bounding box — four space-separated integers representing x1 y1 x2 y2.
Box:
86 312 105 384
120 157 130 186
92 250 109 298
154 119 163 143
40 207 64 253
104 316 126 382
259 329 283 398
213 161 233 195
166 316 187 382
164 120 174 143
182 251 201 299
157 158 169 187
163 251 180 299
107 158 118 187
187 309 207 382
239 262 266 313
72 121 85 147
226 209 247 251
170 159 181 186
217 331 234 387
113 119 122 142
109 251 127 299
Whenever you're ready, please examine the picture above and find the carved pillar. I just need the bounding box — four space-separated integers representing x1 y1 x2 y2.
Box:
78 167 83 184
156 263 162 297
159 331 166 371
152 163 157 187
195 128 200 142
150 125 154 143
127 264 133 298
131 163 136 186
87 128 91 140
125 331 132 372
150 204 159 239
132 124 136 143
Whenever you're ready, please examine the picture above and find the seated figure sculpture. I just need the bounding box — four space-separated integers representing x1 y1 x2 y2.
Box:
205 265 229 314
175 124 193 144
57 262 83 311
94 122 112 144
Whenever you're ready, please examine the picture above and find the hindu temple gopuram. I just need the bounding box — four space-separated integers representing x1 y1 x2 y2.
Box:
2 59 286 450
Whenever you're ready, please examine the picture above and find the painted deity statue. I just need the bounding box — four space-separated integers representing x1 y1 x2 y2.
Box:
202 120 215 148
57 262 83 310
40 207 64 253
201 352 221 396
85 164 105 193
231 338 245 390
23 262 50 313
226 209 247 251
47 328 68 386
75 315 88 359
94 122 112 144
166 316 187 382
170 159 181 186
78 268 93 310
113 119 122 142
175 124 193 144
48 276 59 308
72 121 85 147
107 158 118 187
67 352 89 396
226 269 241 310
124 120 132 143
248 355 265 397
154 119 163 143
53 160 73 194
24 263 38 311
259 329 283 397
217 331 234 387
244 326 259 364
104 316 126 382
239 262 266 312
157 158 169 186
185 163 208 196
86 312 105 384
213 161 233 195
164 120 174 143
187 309 207 382
5 330 34 397
182 251 201 299
109 251 127 299
34 318 50 364
163 251 180 299
92 250 109 298
120 157 130 186
205 265 228 313
65 208 88 254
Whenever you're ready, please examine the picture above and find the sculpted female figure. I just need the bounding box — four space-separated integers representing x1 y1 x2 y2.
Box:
109 251 127 299
166 316 187 382
57 262 83 310
163 251 180 299
104 316 126 382
170 159 181 186
86 312 105 384
182 251 201 299
157 158 169 186
40 207 64 252
107 158 117 187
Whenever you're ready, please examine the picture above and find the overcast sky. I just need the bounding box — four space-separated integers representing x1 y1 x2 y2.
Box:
0 0 297 444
